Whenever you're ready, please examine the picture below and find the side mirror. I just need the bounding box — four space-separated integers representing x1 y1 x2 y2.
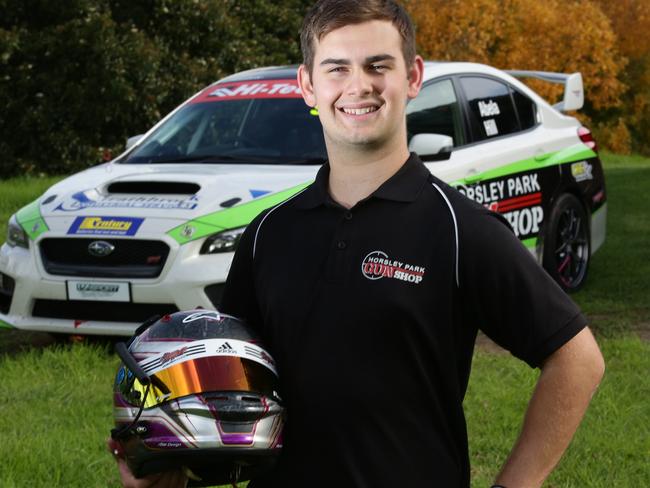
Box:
125 134 144 150
408 133 454 159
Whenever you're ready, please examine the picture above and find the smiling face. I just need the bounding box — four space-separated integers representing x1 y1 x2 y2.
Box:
298 20 423 156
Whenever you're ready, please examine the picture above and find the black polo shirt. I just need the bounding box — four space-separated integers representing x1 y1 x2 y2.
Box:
220 153 587 487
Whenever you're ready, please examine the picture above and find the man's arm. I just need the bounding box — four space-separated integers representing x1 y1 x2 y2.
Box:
494 326 605 488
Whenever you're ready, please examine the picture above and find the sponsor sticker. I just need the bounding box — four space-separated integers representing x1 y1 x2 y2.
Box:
180 225 195 238
55 190 199 212
161 346 189 366
483 119 499 136
478 100 500 117
361 251 426 284
456 172 545 238
216 341 236 354
67 216 143 236
139 339 278 376
192 79 302 103
67 280 130 302
571 161 593 182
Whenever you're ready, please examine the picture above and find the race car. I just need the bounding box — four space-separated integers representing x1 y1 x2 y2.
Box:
0 62 606 335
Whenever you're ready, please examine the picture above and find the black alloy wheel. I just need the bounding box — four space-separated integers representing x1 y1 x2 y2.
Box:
542 193 591 292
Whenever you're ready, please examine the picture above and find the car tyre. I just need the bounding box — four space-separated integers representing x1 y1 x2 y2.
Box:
542 193 590 292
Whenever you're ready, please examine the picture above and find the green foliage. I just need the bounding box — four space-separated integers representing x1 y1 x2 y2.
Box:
0 0 311 178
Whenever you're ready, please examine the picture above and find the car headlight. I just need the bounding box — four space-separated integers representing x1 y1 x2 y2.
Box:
200 227 246 254
6 215 29 249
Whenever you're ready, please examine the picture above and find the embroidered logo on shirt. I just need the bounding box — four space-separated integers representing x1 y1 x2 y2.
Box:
361 251 425 284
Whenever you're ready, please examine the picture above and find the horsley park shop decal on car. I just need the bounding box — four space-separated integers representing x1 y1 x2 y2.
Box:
455 172 544 239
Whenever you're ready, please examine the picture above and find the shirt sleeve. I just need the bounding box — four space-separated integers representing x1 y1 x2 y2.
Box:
458 208 588 368
219 215 265 333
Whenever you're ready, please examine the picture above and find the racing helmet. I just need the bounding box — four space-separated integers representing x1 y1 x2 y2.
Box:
112 310 284 486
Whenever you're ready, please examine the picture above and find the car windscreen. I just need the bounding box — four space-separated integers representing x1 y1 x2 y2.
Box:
121 79 326 165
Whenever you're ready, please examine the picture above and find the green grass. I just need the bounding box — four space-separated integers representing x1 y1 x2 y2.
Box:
0 176 64 240
0 343 119 487
0 153 649 486
0 336 647 486
0 340 247 488
466 336 650 486
572 152 650 335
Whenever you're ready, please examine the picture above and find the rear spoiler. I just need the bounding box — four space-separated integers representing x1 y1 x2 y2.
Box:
505 70 584 112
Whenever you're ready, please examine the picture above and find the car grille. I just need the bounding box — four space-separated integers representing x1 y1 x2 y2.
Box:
0 272 15 314
32 299 179 322
39 238 170 278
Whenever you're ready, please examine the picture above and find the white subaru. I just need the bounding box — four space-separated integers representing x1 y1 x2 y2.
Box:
0 62 606 335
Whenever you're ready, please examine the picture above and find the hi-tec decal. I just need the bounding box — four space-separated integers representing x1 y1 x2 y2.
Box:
55 190 199 212
571 161 593 182
456 173 544 239
67 216 143 236
361 251 426 284
192 79 302 103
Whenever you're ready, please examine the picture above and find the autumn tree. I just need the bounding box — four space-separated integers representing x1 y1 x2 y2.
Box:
0 0 311 177
593 0 650 153
406 0 627 150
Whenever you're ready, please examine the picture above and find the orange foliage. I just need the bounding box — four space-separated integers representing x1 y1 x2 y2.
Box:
593 0 650 60
595 118 632 155
594 0 650 153
406 0 626 111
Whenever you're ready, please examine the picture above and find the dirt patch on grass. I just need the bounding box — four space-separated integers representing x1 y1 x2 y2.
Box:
0 329 118 357
474 332 508 354
474 318 650 357
0 329 59 356
632 322 650 342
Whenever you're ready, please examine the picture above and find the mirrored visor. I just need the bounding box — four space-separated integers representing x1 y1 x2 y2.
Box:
131 356 278 408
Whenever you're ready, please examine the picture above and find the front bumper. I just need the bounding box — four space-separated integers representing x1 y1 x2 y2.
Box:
0 235 233 336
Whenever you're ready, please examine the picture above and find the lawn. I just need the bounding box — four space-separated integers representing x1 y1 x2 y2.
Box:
0 152 648 486
571 152 650 335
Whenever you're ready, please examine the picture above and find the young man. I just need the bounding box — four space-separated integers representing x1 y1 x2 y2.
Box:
112 1 604 486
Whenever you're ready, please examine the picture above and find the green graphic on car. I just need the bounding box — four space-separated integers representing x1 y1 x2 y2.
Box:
166 143 596 248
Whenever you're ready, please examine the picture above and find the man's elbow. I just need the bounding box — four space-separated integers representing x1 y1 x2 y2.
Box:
582 327 605 387
584 338 605 391
544 326 605 390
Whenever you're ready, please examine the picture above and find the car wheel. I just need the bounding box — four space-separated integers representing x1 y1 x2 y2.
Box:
542 193 590 292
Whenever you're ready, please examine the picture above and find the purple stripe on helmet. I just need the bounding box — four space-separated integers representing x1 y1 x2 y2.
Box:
220 433 255 445
113 392 132 408
141 421 190 449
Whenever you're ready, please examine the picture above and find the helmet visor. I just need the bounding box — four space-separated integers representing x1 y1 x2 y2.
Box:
128 356 278 408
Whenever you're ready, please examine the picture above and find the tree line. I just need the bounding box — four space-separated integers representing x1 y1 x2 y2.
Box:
0 0 647 177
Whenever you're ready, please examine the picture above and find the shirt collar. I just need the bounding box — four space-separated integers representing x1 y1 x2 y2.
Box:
296 152 430 209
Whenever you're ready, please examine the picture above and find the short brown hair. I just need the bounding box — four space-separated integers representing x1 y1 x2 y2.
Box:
300 0 416 73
